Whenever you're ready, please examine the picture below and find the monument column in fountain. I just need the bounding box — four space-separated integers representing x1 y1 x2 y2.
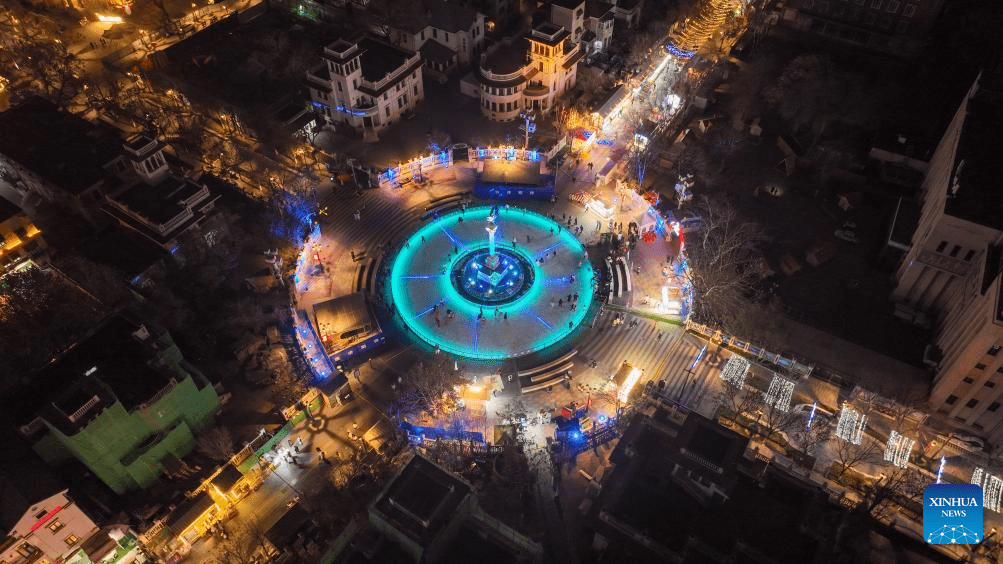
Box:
484 213 500 269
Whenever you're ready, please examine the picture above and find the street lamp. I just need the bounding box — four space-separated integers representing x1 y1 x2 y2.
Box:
519 111 536 150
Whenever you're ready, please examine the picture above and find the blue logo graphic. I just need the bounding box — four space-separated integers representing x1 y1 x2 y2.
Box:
923 483 983 544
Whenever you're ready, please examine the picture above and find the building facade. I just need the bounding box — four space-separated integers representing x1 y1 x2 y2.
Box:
584 0 616 57
0 199 47 276
0 488 140 564
892 72 1003 441
478 23 584 122
19 316 220 494
782 0 945 57
104 135 219 253
308 36 424 139
551 0 586 43
386 1 486 78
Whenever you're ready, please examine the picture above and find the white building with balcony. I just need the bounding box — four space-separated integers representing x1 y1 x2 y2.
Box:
308 36 424 140
476 23 584 122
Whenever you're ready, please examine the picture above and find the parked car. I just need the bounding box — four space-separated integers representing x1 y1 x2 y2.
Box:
834 229 861 244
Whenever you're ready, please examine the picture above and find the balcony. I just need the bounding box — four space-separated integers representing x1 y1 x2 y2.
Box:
523 82 550 98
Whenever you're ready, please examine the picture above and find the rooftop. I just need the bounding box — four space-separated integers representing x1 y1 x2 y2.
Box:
77 225 165 281
0 473 65 533
586 0 614 18
0 198 22 223
437 521 525 564
482 40 528 75
551 0 585 9
358 37 416 85
944 71 1003 230
373 455 470 545
110 175 205 226
420 40 457 65
595 411 815 561
313 293 379 355
35 316 174 421
0 98 123 195
165 491 214 534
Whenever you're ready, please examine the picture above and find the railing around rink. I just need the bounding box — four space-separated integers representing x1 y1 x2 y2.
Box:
378 146 558 188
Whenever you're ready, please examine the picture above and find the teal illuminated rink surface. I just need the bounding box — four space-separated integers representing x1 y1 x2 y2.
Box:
389 206 594 360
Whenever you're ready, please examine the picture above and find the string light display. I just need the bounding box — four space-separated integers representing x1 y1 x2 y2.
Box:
835 406 866 445
883 430 915 468
719 355 750 388
762 374 794 412
972 468 1003 513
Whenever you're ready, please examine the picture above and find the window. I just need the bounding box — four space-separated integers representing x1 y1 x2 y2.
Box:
977 363 987 370
432 29 438 39
385 107 390 117
445 32 450 42
950 245 961 257
966 398 979 409
945 395 958 405
870 0 881 8
985 381 996 388
17 544 39 557
965 249 976 261
989 345 1001 356
989 402 1001 412
886 0 899 12
414 85 419 96
936 240 947 252
47 520 64 533
903 3 916 16
64 534 79 546
964 377 975 384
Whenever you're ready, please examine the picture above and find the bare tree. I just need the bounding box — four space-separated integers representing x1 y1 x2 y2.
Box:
832 438 882 480
682 195 767 331
196 427 235 462
392 353 467 422
860 467 925 515
790 417 831 458
211 520 271 564
714 381 760 426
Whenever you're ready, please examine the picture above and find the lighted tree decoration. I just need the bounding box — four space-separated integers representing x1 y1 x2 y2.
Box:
666 0 744 57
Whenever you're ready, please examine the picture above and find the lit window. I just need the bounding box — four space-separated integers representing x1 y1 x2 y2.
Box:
47 520 64 533
64 534 79 546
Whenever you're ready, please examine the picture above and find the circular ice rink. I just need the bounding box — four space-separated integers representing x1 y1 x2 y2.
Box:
388 206 594 360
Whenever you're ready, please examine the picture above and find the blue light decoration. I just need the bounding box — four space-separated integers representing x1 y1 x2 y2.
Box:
529 150 539 161
806 401 817 431
597 139 614 146
439 151 449 163
310 101 329 110
506 147 516 160
387 167 397 180
665 43 695 58
597 414 608 425
581 131 593 139
335 105 368 117
478 148 486 159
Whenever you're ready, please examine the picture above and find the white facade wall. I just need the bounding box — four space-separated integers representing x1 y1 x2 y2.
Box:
309 39 425 136
1 491 99 563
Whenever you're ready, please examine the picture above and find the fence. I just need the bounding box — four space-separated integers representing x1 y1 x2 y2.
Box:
684 319 814 378
378 146 556 188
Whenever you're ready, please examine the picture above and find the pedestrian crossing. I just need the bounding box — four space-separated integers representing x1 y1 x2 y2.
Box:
576 310 719 409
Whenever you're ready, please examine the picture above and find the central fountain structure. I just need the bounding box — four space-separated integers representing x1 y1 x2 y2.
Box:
483 212 500 270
